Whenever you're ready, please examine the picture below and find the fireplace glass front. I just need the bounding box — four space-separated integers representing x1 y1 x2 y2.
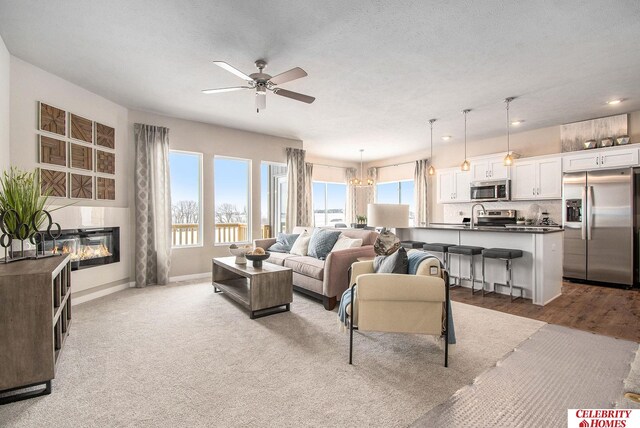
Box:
39 227 120 271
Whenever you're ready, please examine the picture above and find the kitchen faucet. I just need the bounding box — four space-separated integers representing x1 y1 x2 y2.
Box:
470 203 486 228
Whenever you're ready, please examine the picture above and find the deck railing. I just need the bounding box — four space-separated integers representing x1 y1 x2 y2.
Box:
171 223 273 246
172 223 199 246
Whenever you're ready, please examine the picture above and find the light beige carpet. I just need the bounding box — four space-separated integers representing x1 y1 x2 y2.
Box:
0 280 545 427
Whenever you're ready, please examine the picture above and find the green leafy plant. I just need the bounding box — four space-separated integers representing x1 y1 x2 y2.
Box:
356 215 367 224
0 167 68 238
517 216 525 221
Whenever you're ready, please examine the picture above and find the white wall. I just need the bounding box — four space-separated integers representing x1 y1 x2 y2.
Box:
0 35 10 171
10 57 130 207
9 57 132 297
128 109 302 277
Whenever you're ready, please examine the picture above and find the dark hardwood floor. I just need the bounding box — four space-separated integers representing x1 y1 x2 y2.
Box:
450 281 640 343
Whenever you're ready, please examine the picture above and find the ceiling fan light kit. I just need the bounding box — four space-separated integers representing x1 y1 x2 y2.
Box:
203 60 316 112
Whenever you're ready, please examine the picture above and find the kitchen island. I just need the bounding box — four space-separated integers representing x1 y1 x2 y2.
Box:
397 225 564 306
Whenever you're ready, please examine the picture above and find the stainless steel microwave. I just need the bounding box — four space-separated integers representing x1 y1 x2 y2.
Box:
470 179 511 202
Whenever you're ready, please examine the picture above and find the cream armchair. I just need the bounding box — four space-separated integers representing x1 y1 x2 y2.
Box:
347 257 450 367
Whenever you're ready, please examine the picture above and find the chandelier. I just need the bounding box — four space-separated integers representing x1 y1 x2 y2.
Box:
349 149 374 187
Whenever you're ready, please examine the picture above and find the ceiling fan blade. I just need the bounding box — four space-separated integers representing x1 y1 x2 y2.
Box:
212 61 253 81
273 88 315 104
268 67 308 85
256 92 266 110
201 86 251 94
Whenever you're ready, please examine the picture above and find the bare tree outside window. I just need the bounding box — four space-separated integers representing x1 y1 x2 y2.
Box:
172 200 200 224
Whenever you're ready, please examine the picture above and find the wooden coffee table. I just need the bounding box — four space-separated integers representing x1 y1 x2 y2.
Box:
212 257 293 319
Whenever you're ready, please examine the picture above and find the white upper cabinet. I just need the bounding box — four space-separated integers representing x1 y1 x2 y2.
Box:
512 156 562 200
563 147 639 172
436 168 471 204
470 156 509 181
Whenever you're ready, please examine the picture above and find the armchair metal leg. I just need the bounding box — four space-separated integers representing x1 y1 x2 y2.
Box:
444 280 449 368
349 286 354 365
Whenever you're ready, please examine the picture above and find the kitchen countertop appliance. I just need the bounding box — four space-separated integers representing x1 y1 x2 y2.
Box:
470 179 511 202
563 168 637 287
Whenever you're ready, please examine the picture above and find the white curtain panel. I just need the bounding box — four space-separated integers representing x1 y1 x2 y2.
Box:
134 123 172 287
414 159 429 227
366 167 378 206
286 148 311 232
345 167 357 225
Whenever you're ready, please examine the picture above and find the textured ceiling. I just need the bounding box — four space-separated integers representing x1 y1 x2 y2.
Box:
1 0 640 162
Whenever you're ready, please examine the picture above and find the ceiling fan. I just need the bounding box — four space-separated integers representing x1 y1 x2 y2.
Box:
202 60 316 112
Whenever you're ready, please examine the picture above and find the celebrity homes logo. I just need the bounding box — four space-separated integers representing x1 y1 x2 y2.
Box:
568 409 640 427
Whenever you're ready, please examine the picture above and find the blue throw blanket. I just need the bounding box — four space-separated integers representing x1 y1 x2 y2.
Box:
338 251 456 345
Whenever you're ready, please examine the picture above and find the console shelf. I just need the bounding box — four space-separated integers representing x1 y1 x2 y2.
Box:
0 255 72 404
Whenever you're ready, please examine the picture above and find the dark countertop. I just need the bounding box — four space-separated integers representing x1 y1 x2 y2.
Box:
402 224 564 234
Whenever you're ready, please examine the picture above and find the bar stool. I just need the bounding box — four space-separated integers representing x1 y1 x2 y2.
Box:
481 248 524 302
422 243 454 272
401 241 426 250
448 245 484 293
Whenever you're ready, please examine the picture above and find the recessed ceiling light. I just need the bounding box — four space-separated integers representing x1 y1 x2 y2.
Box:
441 136 451 141
511 120 524 126
606 99 623 105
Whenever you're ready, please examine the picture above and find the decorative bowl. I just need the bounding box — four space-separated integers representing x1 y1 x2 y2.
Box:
229 244 252 264
616 135 630 145
245 252 270 268
584 140 597 149
600 138 614 147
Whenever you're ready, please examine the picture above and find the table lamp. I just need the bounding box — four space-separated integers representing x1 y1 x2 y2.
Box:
367 204 409 255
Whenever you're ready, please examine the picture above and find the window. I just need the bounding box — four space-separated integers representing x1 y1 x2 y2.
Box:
260 162 287 238
169 151 202 247
375 180 415 226
214 157 251 244
313 182 346 227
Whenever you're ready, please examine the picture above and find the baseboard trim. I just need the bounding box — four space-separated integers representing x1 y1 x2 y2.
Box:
170 272 210 283
72 281 131 306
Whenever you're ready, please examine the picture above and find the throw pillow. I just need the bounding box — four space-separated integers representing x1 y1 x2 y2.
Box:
290 230 312 256
268 233 300 253
373 247 408 274
308 229 342 260
331 235 363 252
373 231 401 256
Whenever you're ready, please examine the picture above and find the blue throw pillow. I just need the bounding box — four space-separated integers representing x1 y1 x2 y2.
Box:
373 247 408 274
268 233 300 253
308 229 342 260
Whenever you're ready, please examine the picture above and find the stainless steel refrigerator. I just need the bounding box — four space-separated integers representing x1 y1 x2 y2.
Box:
563 168 635 286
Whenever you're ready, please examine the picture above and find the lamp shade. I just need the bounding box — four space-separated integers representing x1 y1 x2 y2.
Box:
367 204 409 228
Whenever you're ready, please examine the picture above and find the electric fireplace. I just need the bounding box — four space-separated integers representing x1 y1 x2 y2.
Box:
39 227 120 271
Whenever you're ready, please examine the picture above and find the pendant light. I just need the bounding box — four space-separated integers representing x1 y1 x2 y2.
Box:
428 119 436 176
461 109 471 171
504 97 515 166
349 149 374 187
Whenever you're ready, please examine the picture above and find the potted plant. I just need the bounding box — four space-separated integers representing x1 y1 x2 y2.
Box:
516 216 525 225
0 167 67 257
353 215 367 229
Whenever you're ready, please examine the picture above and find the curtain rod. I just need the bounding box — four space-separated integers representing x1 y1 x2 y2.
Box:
372 160 423 169
310 162 349 169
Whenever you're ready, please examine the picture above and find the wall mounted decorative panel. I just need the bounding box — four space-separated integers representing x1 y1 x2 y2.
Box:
39 136 66 167
96 123 115 149
69 113 93 143
39 103 66 136
561 114 628 152
70 143 93 171
96 150 115 175
96 177 116 200
70 173 93 199
40 168 67 197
